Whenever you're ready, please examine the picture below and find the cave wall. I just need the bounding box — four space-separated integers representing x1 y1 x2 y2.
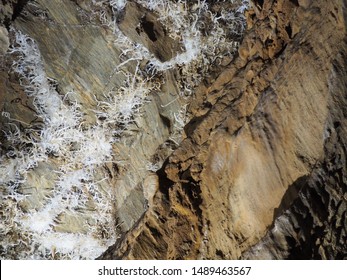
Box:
100 0 347 259
1 0 346 260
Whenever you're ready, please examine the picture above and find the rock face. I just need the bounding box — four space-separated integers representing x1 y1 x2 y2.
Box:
117 1 183 62
100 0 347 259
0 0 346 260
0 0 245 259
0 0 188 259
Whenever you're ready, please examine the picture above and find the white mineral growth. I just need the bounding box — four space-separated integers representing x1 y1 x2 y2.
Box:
0 30 117 259
0 0 249 259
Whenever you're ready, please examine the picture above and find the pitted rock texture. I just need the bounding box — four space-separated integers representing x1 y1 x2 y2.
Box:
100 0 347 259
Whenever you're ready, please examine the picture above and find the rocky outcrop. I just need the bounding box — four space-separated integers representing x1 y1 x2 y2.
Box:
100 0 347 259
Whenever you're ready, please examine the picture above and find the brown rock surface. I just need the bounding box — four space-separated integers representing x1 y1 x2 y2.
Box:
118 1 183 62
1 0 346 260
0 0 188 258
100 0 347 259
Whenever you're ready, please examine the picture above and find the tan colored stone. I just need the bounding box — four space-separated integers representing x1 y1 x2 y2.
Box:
0 26 9 56
100 0 347 260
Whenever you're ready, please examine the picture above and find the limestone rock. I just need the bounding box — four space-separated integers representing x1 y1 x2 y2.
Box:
118 1 183 62
100 0 347 259
1 0 346 260
0 0 187 259
0 26 9 56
